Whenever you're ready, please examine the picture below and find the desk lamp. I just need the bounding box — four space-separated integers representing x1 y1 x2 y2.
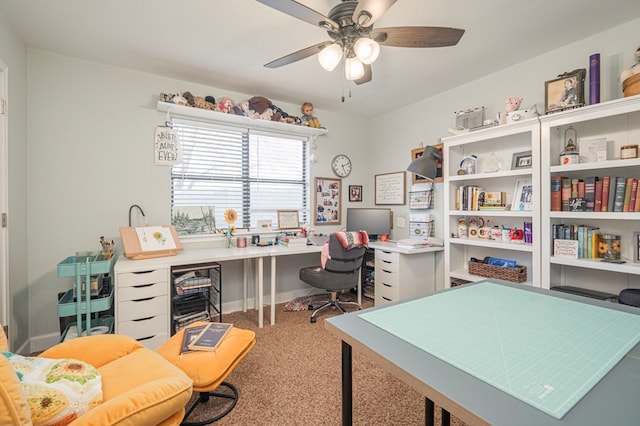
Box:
407 146 442 180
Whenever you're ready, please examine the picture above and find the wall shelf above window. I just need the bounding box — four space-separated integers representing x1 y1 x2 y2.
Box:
157 101 328 139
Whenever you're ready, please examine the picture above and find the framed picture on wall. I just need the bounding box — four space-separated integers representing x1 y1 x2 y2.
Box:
349 185 362 202
410 144 444 183
375 171 406 205
314 177 341 225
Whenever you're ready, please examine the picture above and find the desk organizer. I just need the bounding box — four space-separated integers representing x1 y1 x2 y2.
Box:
468 261 527 283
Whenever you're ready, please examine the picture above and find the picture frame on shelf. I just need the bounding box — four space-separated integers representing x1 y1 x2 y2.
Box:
511 150 533 169
375 171 406 205
511 178 533 211
634 232 640 263
314 177 341 225
544 68 586 114
277 210 300 230
348 185 362 202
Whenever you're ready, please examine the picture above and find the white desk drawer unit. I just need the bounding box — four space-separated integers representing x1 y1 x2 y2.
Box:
374 248 437 306
115 268 170 350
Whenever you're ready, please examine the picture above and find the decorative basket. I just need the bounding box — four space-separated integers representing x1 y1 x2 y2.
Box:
468 261 527 283
623 74 640 97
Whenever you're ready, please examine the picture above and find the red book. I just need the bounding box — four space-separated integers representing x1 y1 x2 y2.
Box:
577 180 585 199
601 176 610 211
629 179 639 212
551 176 562 211
594 180 603 212
635 183 640 212
623 177 634 212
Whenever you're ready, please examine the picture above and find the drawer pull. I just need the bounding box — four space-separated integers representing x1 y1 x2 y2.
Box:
132 270 156 275
382 269 392 273
132 297 154 302
133 283 155 289
382 251 392 254
382 260 392 264
382 296 391 301
136 335 156 342
383 283 392 288
133 316 155 322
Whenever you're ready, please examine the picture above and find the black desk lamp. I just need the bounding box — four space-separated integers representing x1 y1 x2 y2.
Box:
407 146 442 180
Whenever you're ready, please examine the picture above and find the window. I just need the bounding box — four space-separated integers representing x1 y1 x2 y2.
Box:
171 119 310 236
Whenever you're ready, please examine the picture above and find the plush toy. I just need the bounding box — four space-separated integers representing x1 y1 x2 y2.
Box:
497 97 523 125
248 96 282 121
620 46 640 81
301 102 320 128
216 97 236 114
170 93 189 106
182 91 196 107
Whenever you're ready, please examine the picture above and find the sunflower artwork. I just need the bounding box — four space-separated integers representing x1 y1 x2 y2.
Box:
218 209 238 247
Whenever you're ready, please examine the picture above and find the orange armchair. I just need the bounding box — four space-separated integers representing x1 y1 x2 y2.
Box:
0 328 192 425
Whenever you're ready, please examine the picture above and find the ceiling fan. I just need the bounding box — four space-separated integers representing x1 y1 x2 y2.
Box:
257 0 465 85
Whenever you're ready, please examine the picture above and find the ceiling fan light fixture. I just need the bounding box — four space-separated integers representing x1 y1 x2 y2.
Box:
353 37 380 65
318 43 343 71
345 57 365 81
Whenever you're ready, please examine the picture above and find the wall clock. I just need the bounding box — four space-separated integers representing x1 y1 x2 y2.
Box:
331 154 352 178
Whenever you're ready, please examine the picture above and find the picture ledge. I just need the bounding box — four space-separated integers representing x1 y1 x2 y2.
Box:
157 101 328 139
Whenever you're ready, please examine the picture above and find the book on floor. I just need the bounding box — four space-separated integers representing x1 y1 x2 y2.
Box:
187 322 233 352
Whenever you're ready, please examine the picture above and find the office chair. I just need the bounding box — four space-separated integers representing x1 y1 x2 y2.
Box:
619 288 640 307
299 232 367 323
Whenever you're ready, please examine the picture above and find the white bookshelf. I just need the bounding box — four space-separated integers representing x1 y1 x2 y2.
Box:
540 96 640 294
442 119 541 287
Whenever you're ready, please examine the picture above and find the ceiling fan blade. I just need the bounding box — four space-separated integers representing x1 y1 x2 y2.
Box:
256 0 338 30
373 26 465 48
264 41 334 68
353 0 398 27
355 64 372 85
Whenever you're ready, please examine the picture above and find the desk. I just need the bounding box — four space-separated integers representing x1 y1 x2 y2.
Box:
114 244 324 344
325 281 640 425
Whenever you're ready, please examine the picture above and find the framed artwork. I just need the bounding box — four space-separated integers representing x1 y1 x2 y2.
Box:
544 68 586 114
634 232 640 263
375 171 406 205
410 144 444 183
511 178 533 211
314 177 341 225
277 210 300 230
349 185 362 202
511 150 533 169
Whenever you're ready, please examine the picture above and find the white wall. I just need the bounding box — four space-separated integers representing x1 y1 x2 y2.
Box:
26 50 369 344
368 17 640 241
0 10 29 351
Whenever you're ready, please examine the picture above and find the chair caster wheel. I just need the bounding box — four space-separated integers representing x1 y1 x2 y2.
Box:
307 304 314 310
310 316 317 323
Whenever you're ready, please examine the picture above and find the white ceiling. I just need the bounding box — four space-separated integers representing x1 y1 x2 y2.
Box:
1 0 640 119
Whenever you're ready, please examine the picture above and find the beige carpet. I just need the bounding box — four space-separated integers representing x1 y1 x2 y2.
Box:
183 293 466 426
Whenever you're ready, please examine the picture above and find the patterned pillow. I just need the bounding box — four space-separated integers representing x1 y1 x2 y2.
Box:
2 352 103 426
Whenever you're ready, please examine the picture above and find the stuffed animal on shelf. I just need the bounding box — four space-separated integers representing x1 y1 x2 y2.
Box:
497 97 523 125
248 96 282 121
301 102 320 128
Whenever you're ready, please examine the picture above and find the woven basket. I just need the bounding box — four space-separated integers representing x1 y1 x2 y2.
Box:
623 73 640 97
468 261 527 283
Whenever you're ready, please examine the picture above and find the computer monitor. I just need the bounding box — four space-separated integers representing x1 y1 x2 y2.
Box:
346 208 391 241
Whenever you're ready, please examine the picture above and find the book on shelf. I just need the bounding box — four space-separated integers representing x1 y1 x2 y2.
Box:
613 177 626 212
584 176 597 211
623 177 634 212
174 270 196 285
629 179 639 212
635 183 640 212
550 176 562 211
187 322 233 352
594 179 603 212
180 323 208 354
561 177 571 211
601 176 610 212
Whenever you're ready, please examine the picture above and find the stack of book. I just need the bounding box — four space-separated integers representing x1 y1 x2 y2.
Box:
279 236 308 247
552 224 601 259
455 186 507 211
551 175 640 212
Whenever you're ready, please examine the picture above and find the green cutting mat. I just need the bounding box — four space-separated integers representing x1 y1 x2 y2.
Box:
359 282 640 419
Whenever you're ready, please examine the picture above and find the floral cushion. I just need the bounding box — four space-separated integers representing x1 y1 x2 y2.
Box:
1 352 102 426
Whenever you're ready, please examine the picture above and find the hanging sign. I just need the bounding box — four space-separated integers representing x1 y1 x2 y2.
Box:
154 125 182 165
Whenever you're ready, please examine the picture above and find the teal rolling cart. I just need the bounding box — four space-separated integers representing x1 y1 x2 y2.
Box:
57 253 115 342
